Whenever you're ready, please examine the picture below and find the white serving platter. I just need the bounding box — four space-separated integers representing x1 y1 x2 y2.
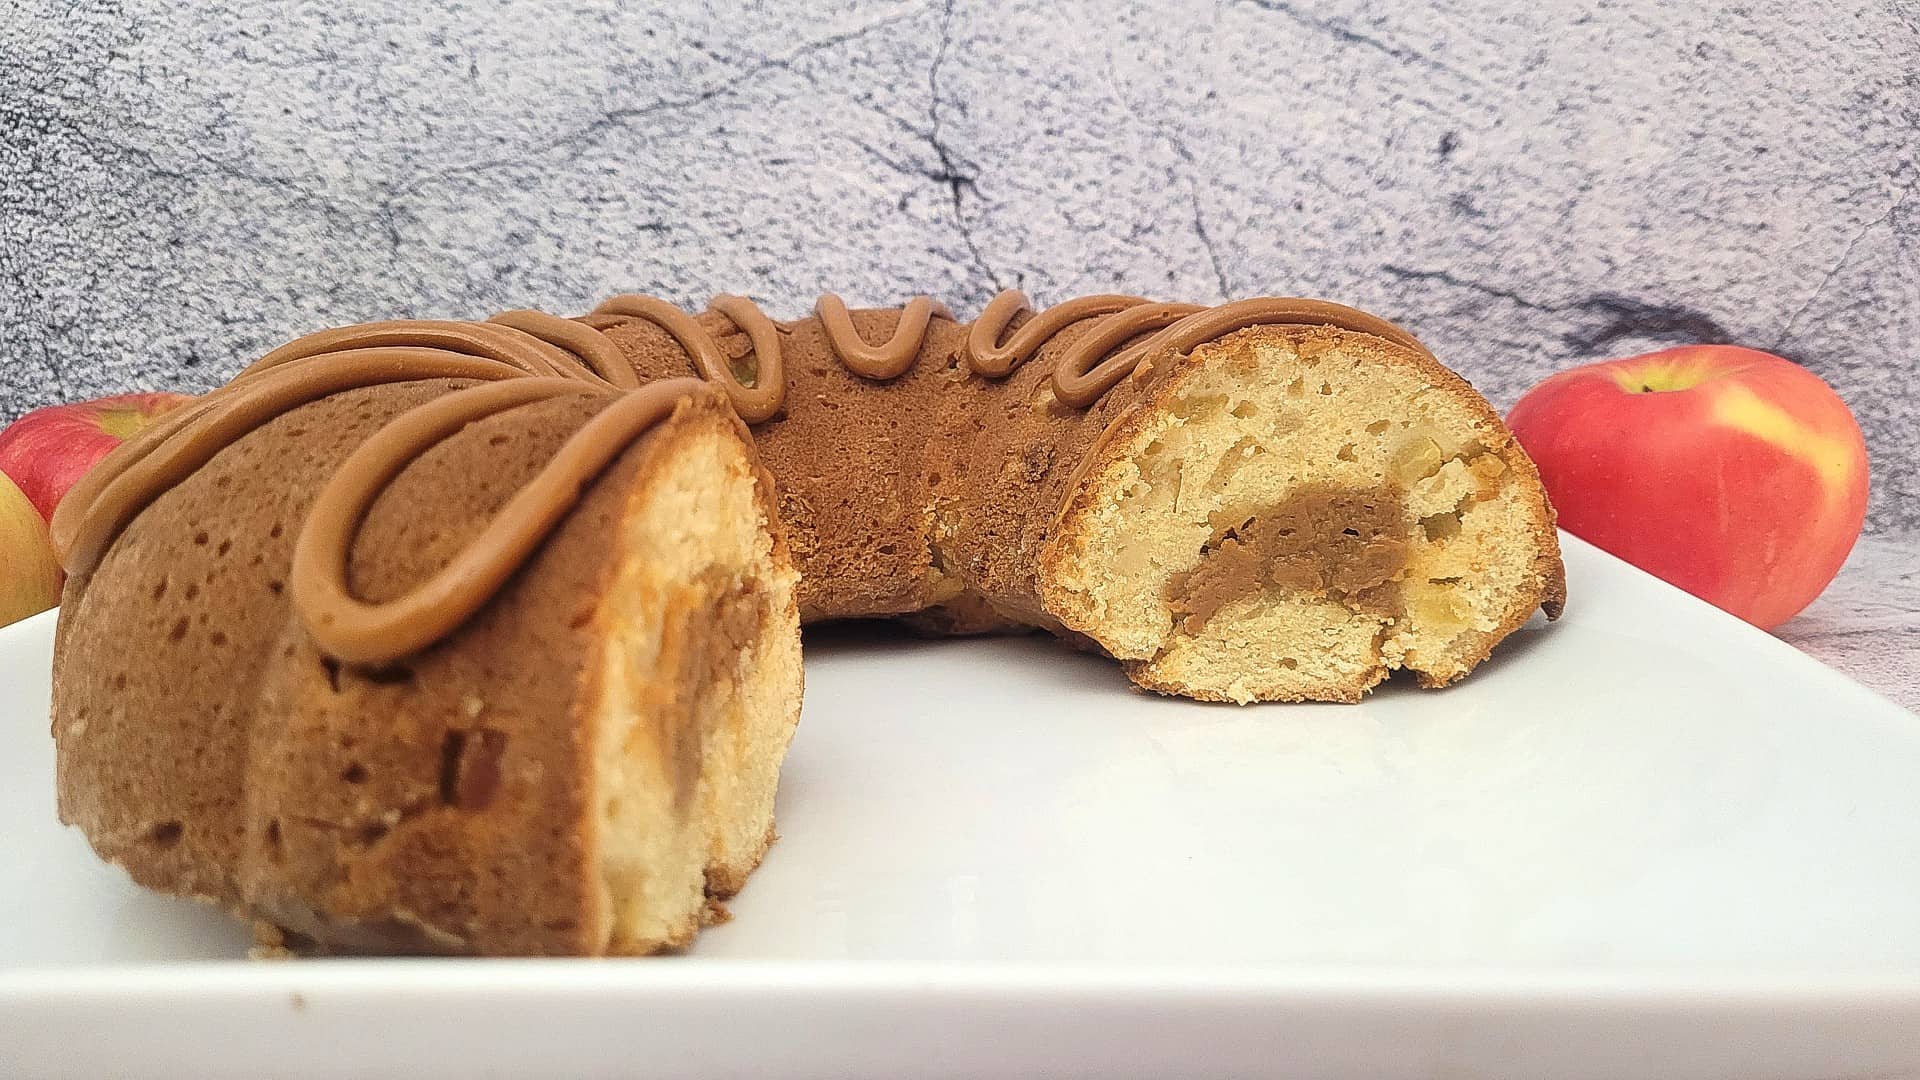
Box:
2 534 1918 1079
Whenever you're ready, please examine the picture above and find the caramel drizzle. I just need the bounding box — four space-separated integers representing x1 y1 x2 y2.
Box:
53 288 1433 665
967 291 1435 406
586 289 1431 412
590 294 788 423
814 294 956 379
291 376 714 663
51 316 723 667
53 351 533 578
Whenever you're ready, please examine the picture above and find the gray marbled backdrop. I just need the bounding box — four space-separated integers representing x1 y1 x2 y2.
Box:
4 0 1916 531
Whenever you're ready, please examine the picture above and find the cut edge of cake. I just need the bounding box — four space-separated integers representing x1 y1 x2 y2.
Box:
582 411 802 954
1037 324 1565 704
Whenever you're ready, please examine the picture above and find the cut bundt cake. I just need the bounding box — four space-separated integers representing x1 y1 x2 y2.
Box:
49 285 1563 956
51 329 800 955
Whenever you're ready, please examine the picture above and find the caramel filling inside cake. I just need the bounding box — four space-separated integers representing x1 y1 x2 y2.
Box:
644 569 768 815
1167 485 1410 635
591 427 799 953
1043 328 1553 703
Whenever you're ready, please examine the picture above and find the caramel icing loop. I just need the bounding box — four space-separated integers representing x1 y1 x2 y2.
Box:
1049 300 1208 406
1055 295 1437 406
293 376 716 663
591 294 787 423
964 289 1436 406
489 310 642 390
1137 296 1435 365
814 294 954 380
965 292 1148 377
237 321 569 382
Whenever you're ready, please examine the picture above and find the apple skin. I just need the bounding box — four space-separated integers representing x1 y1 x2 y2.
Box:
1508 345 1868 630
0 471 62 629
0 392 194 521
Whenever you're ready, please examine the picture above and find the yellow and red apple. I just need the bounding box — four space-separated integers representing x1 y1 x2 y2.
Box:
0 392 193 522
0 471 62 628
0 391 194 628
1508 345 1868 630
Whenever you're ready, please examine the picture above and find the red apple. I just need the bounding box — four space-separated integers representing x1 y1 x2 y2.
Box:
0 392 194 521
0 471 62 628
1508 345 1868 630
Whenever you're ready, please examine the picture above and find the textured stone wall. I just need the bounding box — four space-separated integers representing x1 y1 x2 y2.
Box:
4 0 1915 530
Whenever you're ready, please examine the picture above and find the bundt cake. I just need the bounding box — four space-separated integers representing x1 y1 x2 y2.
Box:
49 287 1564 955
50 324 802 955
